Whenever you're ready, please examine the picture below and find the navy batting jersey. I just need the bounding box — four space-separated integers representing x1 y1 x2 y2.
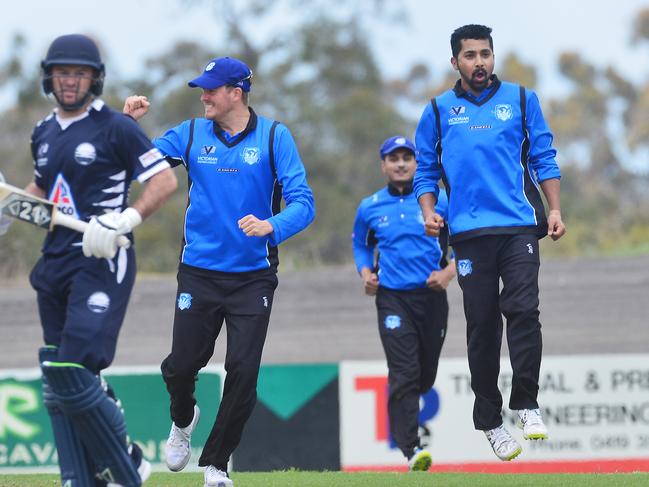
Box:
352 184 450 291
154 108 315 273
30 100 170 256
414 76 561 243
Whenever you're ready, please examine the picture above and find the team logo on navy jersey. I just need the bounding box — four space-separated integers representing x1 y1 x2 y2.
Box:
49 174 79 219
87 292 110 313
74 143 97 165
385 315 401 330
177 293 192 310
241 147 261 165
494 104 513 121
458 259 473 277
37 143 49 166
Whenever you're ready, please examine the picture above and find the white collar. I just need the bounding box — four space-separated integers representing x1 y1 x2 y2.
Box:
55 99 105 130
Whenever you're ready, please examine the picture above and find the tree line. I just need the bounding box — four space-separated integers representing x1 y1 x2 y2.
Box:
1 2 648 276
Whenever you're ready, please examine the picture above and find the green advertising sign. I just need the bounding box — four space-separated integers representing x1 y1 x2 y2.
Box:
0 367 222 470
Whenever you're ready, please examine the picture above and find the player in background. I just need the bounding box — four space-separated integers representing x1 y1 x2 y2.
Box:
414 24 566 461
352 136 456 471
123 56 315 487
9 34 177 486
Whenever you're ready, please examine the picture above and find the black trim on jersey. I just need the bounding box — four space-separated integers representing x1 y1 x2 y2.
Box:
184 118 195 167
430 98 451 201
213 107 258 148
266 120 282 271
163 118 195 169
452 75 501 107
367 229 379 274
178 174 194 262
387 182 413 196
269 121 279 181
438 224 450 269
518 85 549 239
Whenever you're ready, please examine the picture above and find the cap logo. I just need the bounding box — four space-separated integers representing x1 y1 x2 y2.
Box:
395 137 406 145
205 62 216 71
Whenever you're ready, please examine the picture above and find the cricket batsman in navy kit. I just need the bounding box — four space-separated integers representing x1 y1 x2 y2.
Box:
0 34 177 486
123 56 315 487
352 136 456 471
414 24 566 461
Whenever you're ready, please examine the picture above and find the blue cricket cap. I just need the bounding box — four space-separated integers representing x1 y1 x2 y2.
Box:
188 57 253 92
380 135 416 158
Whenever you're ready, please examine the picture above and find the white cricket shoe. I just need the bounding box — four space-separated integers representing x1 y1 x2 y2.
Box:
165 405 200 471
484 424 522 461
408 447 432 471
517 408 549 440
204 465 233 487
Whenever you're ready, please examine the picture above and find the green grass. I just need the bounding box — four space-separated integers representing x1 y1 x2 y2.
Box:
1 472 649 487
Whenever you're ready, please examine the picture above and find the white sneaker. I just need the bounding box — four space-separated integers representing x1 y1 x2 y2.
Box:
165 405 200 471
204 465 233 487
408 447 432 471
484 424 522 461
517 408 549 440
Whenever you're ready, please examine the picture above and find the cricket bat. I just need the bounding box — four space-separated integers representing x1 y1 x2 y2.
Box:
0 181 131 248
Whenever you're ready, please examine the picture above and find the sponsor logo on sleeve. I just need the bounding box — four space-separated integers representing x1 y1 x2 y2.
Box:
138 148 164 167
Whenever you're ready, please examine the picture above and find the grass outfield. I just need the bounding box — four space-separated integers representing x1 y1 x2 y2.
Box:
1 472 649 487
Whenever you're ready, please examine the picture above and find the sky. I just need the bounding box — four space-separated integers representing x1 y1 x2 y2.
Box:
2 0 648 99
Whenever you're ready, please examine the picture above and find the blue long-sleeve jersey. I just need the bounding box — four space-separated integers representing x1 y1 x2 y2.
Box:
414 76 561 243
352 184 449 291
155 108 315 272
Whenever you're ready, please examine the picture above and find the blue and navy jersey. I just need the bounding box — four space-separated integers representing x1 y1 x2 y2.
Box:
154 108 315 273
30 100 170 256
352 184 450 291
414 76 561 243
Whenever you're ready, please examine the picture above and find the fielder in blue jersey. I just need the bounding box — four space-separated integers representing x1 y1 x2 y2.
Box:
352 136 456 472
8 34 178 487
414 25 566 462
124 57 315 487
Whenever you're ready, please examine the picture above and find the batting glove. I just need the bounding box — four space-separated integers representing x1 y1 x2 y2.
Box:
82 207 142 259
0 171 12 236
